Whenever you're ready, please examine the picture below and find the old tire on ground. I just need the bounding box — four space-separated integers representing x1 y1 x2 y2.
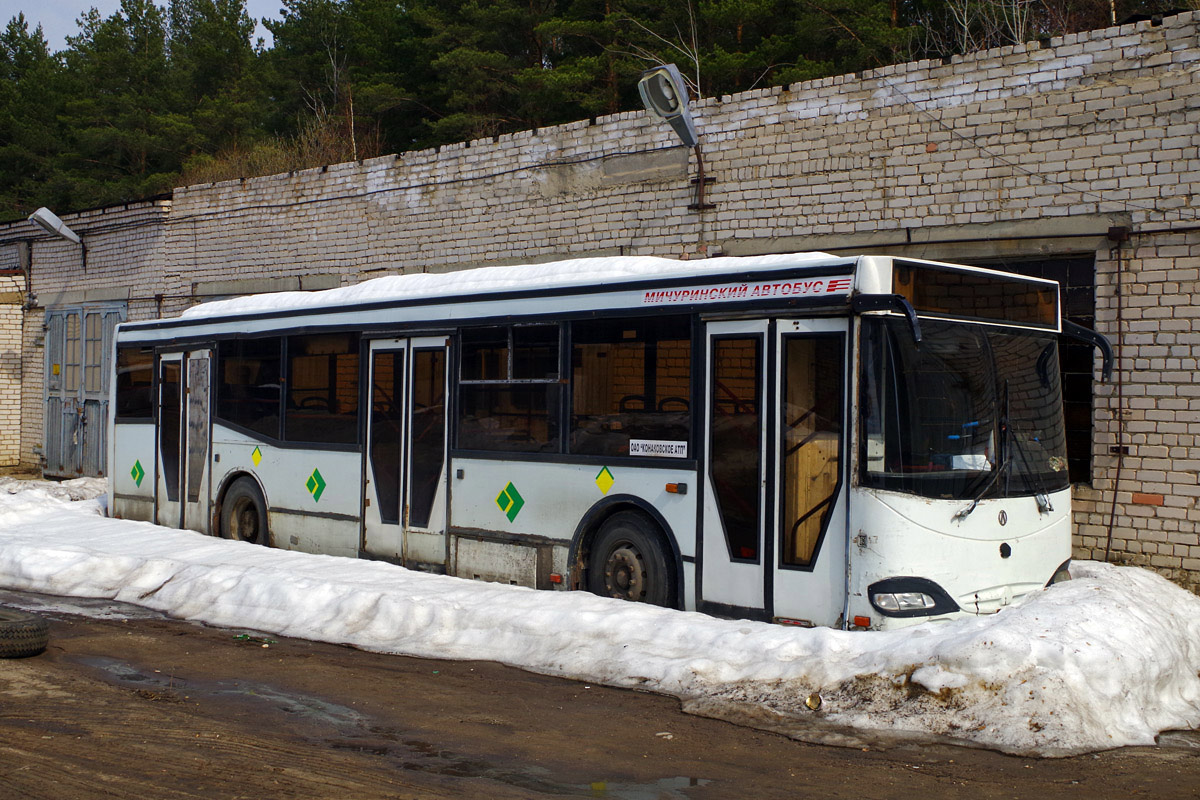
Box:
0 608 49 658
586 511 674 608
221 477 269 546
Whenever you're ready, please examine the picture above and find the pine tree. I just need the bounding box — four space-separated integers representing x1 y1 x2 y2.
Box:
0 14 66 217
168 0 264 174
60 0 182 205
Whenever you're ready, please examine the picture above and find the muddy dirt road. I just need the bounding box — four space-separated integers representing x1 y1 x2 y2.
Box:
0 591 1197 799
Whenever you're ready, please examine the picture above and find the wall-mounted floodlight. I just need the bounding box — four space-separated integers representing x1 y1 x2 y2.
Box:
29 207 82 245
637 64 699 148
29 206 86 270
637 64 713 212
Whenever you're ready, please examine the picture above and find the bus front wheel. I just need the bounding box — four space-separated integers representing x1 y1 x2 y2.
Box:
221 478 269 546
587 512 673 607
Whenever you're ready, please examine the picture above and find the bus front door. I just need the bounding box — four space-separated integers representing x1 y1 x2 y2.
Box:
155 349 212 533
363 337 450 569
701 319 848 627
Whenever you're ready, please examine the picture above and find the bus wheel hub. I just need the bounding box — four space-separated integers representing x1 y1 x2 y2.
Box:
605 547 645 599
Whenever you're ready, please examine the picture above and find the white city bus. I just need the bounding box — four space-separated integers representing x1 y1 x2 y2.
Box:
108 253 1109 630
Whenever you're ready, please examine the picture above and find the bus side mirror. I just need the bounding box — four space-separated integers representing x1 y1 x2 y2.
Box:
1037 343 1056 389
1061 320 1114 382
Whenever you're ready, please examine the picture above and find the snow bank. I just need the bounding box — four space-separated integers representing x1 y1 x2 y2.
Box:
0 476 108 505
1 480 1198 756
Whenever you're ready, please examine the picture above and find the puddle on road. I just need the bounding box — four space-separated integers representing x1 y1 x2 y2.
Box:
0 589 168 622
75 655 369 729
74 655 709 798
331 733 710 798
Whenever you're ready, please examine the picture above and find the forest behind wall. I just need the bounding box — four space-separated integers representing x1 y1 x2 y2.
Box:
1 0 1193 217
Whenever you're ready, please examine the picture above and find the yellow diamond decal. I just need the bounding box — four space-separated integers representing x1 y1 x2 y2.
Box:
595 467 615 495
251 446 262 466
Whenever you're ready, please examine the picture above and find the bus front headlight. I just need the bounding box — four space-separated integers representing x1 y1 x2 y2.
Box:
873 591 937 613
868 577 960 617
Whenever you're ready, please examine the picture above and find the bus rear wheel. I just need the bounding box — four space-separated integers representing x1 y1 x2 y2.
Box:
221 478 269 546
587 512 673 608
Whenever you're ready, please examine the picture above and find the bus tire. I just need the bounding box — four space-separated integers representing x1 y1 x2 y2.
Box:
0 608 49 658
221 478 269 546
587 512 674 607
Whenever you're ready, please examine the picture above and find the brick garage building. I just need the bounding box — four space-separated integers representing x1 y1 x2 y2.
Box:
1 12 1197 587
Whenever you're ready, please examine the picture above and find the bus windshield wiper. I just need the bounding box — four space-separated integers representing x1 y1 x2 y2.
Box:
953 448 1009 522
1007 425 1054 514
953 381 1008 523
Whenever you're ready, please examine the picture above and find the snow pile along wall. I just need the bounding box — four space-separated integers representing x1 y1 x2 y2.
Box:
1 482 1197 757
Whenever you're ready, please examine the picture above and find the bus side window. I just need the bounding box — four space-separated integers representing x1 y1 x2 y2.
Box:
284 333 360 445
570 316 691 457
115 346 154 420
216 337 282 439
457 324 561 453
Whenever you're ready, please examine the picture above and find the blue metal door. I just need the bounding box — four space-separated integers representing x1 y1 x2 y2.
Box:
43 304 125 477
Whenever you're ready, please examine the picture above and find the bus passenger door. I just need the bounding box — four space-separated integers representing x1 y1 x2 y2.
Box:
701 319 848 626
155 349 212 533
363 337 450 569
155 353 183 528
701 321 769 614
771 321 848 628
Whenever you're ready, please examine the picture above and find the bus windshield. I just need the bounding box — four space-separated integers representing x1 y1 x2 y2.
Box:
859 317 1069 501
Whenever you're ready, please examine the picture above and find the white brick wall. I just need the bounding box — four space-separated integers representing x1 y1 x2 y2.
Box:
0 274 22 466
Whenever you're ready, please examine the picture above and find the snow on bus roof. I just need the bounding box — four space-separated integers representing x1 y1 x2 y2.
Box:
179 252 841 320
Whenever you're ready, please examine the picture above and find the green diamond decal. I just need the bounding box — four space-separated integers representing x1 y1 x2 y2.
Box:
131 460 145 487
495 482 525 522
306 468 327 503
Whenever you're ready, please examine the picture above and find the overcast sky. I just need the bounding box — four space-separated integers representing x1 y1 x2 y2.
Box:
0 0 282 52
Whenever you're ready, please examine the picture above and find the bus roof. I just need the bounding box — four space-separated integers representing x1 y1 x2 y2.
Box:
176 252 845 322
115 253 1060 343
